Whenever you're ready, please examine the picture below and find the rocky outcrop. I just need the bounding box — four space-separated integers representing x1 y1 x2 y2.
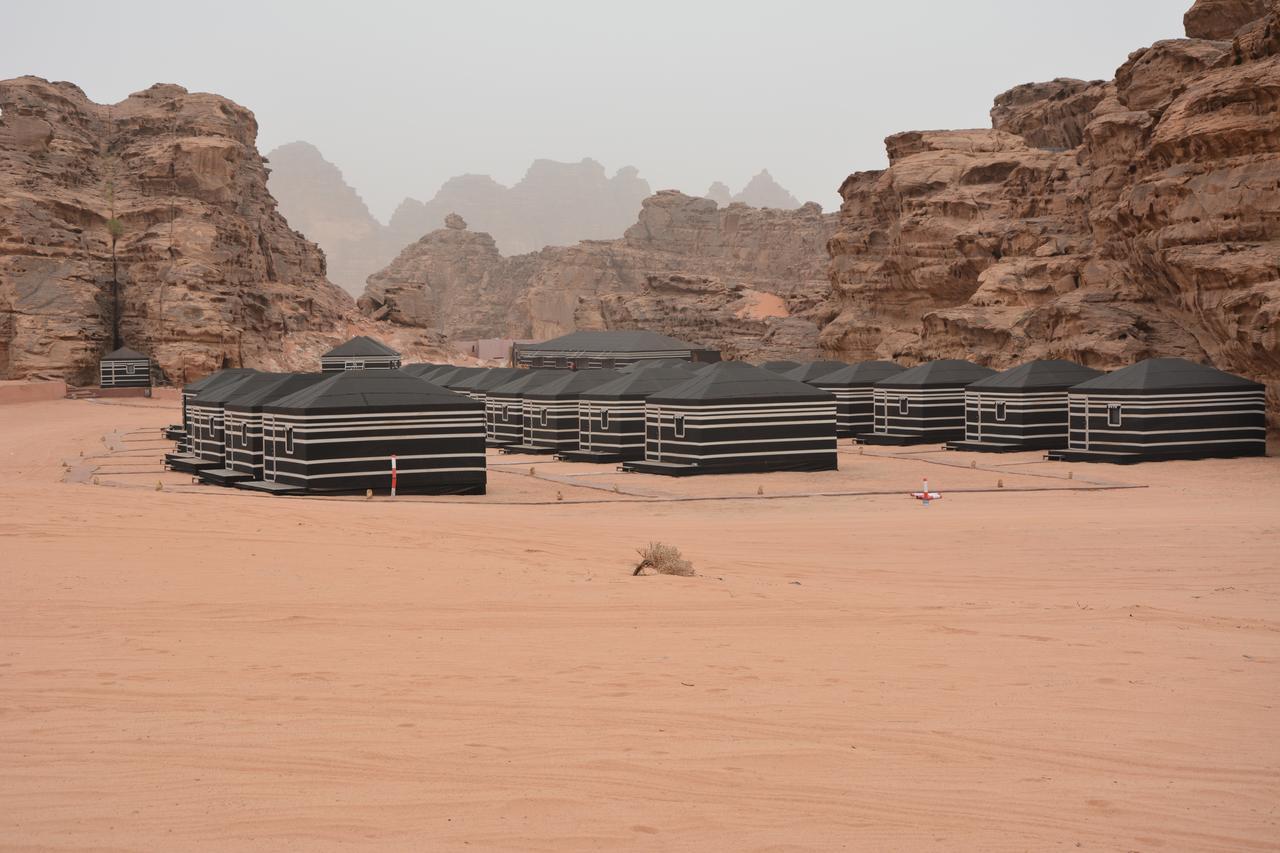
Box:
265 141 398 296
0 77 445 384
387 158 653 256
822 0 1280 422
361 192 837 360
1183 0 1268 38
990 78 1106 149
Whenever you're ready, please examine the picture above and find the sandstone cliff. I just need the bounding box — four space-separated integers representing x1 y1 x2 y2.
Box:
361 192 837 360
0 77 444 384
822 0 1280 422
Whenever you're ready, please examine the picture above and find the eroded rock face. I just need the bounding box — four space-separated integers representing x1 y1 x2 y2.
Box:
0 77 445 384
823 1 1280 423
361 193 837 360
1183 0 1268 38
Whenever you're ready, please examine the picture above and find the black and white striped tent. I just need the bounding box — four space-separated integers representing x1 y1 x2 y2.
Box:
252 369 486 495
436 366 490 393
486 369 569 446
561 362 699 463
99 346 151 388
450 368 525 402
169 368 257 461
402 363 450 380
320 336 402 372
503 369 623 454
945 360 1104 452
514 330 718 368
1051 358 1266 463
760 360 802 374
807 361 906 437
863 359 996 445
781 361 848 383
210 373 329 485
185 371 264 472
624 361 838 476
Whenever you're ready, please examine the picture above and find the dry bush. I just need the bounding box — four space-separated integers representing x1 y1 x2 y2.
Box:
633 541 695 577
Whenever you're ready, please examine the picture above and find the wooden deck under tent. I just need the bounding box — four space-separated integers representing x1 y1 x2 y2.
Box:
1046 358 1267 463
859 360 996 446
945 360 1104 453
622 362 838 476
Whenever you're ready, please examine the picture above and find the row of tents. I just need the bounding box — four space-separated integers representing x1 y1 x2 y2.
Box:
161 354 1266 496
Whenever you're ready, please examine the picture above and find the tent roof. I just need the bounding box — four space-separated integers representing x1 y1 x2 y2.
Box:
875 359 996 388
265 368 477 413
402 363 450 380
781 361 849 382
647 361 835 404
194 372 288 406
1069 357 1263 394
452 368 527 392
583 364 700 400
224 373 329 411
489 369 571 395
183 368 258 394
525 369 624 400
519 330 699 353
759 360 802 373
102 345 149 361
321 335 401 358
967 359 1104 391
437 366 489 388
811 360 906 387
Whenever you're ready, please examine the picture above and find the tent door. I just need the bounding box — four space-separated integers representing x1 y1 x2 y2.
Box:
974 394 984 441
652 406 663 461
873 394 887 433
1069 398 1088 450
579 402 592 451
263 416 277 481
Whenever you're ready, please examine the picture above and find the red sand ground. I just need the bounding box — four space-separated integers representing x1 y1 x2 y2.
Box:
1 397 1277 852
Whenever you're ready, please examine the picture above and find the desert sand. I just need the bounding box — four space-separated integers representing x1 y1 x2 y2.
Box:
1 396 1277 852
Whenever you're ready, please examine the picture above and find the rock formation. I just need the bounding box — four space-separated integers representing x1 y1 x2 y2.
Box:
265 141 398 296
732 169 802 209
822 0 1280 423
387 158 653 256
703 172 802 209
361 192 837 360
0 77 444 384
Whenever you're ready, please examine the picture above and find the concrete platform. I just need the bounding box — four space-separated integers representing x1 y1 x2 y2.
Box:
499 444 559 455
557 449 628 464
164 453 219 473
198 467 254 486
945 440 1024 453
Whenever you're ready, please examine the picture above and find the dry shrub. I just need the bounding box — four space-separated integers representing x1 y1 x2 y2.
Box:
634 542 695 577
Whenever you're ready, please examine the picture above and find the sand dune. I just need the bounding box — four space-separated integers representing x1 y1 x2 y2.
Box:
1 398 1277 851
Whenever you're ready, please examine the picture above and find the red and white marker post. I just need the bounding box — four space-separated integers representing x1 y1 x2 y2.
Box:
391 454 398 497
911 477 941 506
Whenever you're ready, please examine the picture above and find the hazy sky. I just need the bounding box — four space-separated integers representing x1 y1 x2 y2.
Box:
7 0 1190 222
